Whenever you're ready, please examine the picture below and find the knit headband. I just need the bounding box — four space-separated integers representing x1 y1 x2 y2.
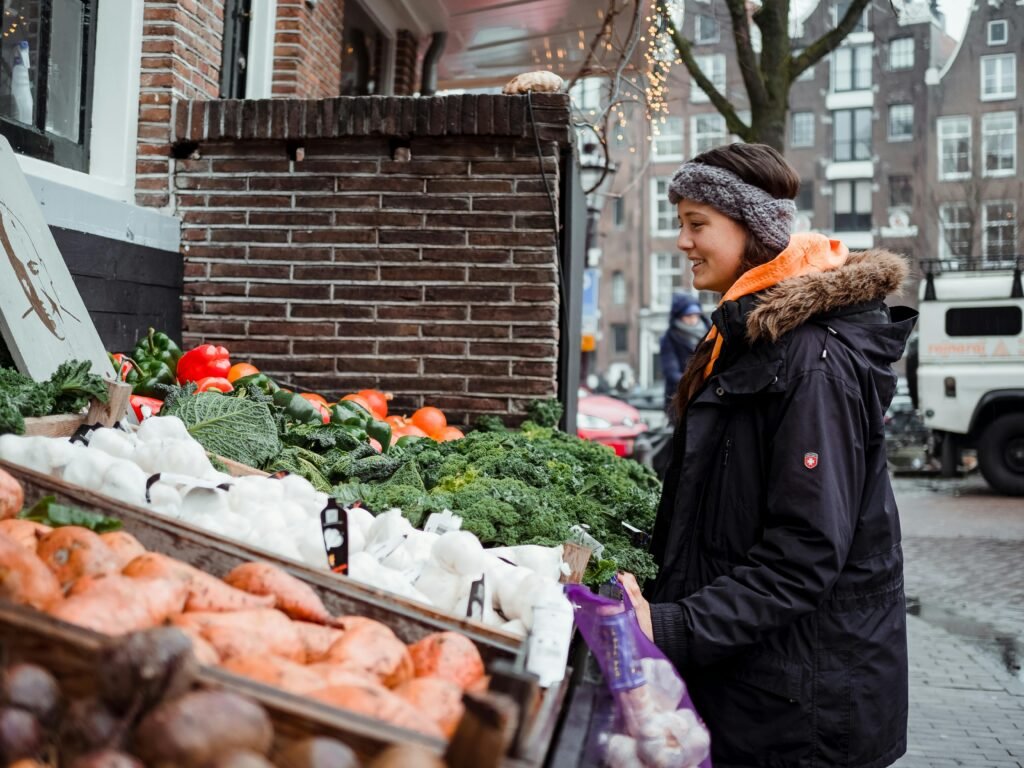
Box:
667 162 796 253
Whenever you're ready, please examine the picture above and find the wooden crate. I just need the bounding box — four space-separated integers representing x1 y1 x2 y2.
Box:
22 380 132 437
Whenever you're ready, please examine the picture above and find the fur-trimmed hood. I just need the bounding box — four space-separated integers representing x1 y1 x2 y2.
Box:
747 249 909 344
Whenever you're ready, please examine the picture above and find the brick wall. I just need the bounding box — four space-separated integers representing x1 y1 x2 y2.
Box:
272 0 344 98
137 0 226 207
171 94 573 425
393 30 420 96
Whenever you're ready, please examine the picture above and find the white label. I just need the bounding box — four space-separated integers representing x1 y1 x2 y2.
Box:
525 599 573 687
424 509 463 536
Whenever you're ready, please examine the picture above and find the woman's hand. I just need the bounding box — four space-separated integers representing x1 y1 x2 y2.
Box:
618 572 654 642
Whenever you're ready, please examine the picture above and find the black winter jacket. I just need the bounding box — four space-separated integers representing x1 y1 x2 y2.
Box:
646 250 917 768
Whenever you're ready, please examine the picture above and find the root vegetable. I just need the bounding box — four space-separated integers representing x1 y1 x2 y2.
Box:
292 622 344 663
220 655 323 695
171 610 304 662
97 627 198 716
408 632 484 690
36 527 118 589
0 532 61 611
132 690 273 768
325 621 414 688
122 553 275 613
394 677 465 739
50 574 188 635
366 744 447 768
204 750 276 768
0 519 51 551
222 562 334 624
99 532 146 570
173 625 221 666
0 468 23 519
0 706 43 763
59 697 122 764
70 751 144 768
274 737 359 768
0 664 61 728
307 682 444 739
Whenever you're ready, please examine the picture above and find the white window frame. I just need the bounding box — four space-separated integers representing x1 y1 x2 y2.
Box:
611 271 627 305
939 203 971 260
982 111 1017 178
937 116 972 181
691 54 726 103
650 251 684 310
888 37 914 70
980 54 1017 101
832 1 869 32
982 201 1017 263
831 45 872 92
691 113 727 157
570 76 605 114
987 20 1008 46
832 179 873 232
651 178 677 237
695 13 720 44
652 116 685 161
246 0 279 98
790 112 815 148
887 104 914 142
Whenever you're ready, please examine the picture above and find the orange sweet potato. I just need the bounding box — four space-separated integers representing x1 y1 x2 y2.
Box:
171 609 304 662
307 682 445 740
408 632 485 690
394 677 465 739
0 468 23 520
0 531 61 610
221 655 368 696
36 526 119 589
223 562 334 624
293 621 345 663
325 620 414 688
123 553 275 613
49 573 187 635
0 519 52 551
174 624 221 666
99 531 146 569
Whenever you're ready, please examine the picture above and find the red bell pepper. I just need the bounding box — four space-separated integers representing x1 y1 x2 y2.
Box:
130 395 163 421
194 376 234 393
109 353 135 382
177 344 231 383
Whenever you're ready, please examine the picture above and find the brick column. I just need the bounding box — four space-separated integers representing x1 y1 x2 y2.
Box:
272 0 345 98
393 30 420 96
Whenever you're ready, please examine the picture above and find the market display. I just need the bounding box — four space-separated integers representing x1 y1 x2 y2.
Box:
0 362 108 435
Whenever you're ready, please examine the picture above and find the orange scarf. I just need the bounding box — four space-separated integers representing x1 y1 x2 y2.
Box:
702 233 850 378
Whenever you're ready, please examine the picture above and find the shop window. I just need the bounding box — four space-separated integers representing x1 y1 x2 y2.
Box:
0 0 99 172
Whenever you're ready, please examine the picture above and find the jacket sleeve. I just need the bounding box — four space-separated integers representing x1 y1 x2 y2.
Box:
660 333 685 389
650 369 867 670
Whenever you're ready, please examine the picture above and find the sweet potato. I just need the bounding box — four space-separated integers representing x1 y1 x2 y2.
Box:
394 677 465 739
0 519 51 551
99 532 146 570
50 574 187 635
220 655 367 696
123 553 274 613
171 610 304 662
292 622 344 663
307 682 444 740
0 468 23 520
173 625 221 666
408 632 484 690
0 531 61 610
324 621 414 688
36 527 119 589
223 562 334 624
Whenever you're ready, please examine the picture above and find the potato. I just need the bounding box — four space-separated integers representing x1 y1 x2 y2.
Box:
275 737 359 768
98 627 197 716
204 749 276 768
70 750 144 768
132 691 272 768
0 706 43 763
0 664 61 728
59 697 122 764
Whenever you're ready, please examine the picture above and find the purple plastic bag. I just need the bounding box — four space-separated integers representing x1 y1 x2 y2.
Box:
566 584 712 768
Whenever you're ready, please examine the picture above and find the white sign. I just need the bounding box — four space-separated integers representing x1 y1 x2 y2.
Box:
0 136 111 380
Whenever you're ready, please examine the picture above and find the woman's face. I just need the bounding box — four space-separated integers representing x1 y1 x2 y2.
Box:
676 200 747 295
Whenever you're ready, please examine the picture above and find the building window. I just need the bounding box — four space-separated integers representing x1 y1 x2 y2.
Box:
792 48 815 81
0 0 99 172
652 116 684 160
833 108 872 161
888 38 914 70
691 54 726 103
939 204 971 260
833 180 872 231
570 77 604 114
887 104 914 142
612 197 626 228
652 178 677 235
835 0 869 33
790 112 815 148
988 20 1008 46
651 252 684 309
889 175 912 208
695 14 720 44
691 113 726 157
982 112 1016 177
981 54 1016 101
983 201 1017 263
612 324 629 354
796 181 814 212
832 45 872 92
611 271 627 305
938 116 971 180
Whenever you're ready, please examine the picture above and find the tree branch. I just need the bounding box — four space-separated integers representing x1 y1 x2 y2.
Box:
789 0 873 83
722 0 768 108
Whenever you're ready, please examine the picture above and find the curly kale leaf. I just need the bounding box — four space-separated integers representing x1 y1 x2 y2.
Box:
47 360 109 413
282 421 365 452
473 414 508 433
0 398 25 435
526 399 564 428
266 446 332 492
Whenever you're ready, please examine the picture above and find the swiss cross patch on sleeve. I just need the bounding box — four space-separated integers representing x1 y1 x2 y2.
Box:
803 452 819 469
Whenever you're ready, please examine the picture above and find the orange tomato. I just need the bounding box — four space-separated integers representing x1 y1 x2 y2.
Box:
299 393 329 406
341 394 373 415
227 363 259 383
439 427 464 442
411 407 447 439
356 389 393 420
393 424 430 442
385 415 408 429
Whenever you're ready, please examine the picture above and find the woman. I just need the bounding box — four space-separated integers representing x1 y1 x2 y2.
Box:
619 143 916 767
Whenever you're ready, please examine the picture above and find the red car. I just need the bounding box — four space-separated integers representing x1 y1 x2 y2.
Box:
576 391 648 457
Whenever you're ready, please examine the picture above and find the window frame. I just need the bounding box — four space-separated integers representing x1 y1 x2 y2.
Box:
939 203 972 260
982 200 1018 264
982 111 1017 178
611 323 630 354
832 107 873 161
691 113 726 157
652 115 685 161
832 179 873 232
887 103 914 142
831 44 872 92
937 116 972 181
0 0 100 173
790 112 815 149
888 37 914 70
651 178 678 237
650 251 685 309
888 174 912 208
980 53 1017 101
691 53 726 103
987 20 1008 46
795 180 814 212
612 197 626 228
611 271 627 305
694 13 720 44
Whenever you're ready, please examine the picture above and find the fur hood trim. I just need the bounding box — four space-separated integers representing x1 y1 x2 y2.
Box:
746 249 908 343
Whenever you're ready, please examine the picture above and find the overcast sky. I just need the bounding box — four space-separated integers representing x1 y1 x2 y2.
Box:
791 0 969 40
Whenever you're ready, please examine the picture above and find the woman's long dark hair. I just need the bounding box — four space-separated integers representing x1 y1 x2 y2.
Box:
672 144 800 418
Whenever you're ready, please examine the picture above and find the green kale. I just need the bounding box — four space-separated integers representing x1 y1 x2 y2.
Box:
282 421 364 452
266 446 332 491
473 414 508 433
525 398 564 428
47 360 109 413
0 399 25 435
163 391 281 469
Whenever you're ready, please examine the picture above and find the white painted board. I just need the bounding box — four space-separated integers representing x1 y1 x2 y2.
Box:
0 135 112 381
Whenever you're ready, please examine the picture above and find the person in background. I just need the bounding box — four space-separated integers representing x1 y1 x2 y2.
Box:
660 293 708 416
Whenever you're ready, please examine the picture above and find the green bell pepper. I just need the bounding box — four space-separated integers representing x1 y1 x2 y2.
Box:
330 401 371 427
232 372 280 395
128 358 176 398
366 419 392 449
132 327 183 369
273 390 324 425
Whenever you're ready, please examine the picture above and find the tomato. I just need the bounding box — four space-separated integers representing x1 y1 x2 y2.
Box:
341 393 374 415
227 363 259 383
368 437 383 453
194 377 234 393
356 389 392 420
411 407 447 439
385 415 407 429
439 426 465 442
299 392 329 406
393 424 430 441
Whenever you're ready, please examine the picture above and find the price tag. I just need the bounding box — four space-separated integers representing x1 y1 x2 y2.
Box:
424 509 462 536
68 422 102 446
465 575 488 622
524 598 574 688
569 524 605 560
620 521 650 548
320 498 350 574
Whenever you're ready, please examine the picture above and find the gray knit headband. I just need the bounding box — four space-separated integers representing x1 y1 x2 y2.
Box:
667 162 796 252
